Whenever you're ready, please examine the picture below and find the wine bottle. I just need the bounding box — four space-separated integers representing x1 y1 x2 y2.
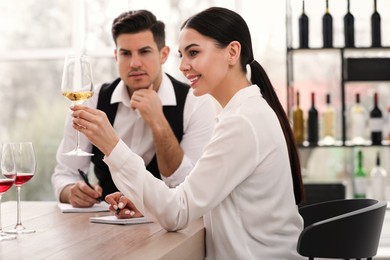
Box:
293 91 304 145
371 0 381 47
299 0 309 48
307 92 318 146
369 92 383 145
322 0 333 48
344 0 355 47
370 151 387 201
321 93 335 144
354 150 367 199
350 93 366 145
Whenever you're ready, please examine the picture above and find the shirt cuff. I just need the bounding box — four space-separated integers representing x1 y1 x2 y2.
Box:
103 139 134 172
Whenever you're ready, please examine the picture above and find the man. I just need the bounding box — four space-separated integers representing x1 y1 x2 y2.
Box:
51 10 216 207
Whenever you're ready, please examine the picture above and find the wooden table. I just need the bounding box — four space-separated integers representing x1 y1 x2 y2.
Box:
0 201 205 259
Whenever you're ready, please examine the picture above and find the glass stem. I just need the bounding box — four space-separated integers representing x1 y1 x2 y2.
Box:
76 130 81 151
16 186 22 227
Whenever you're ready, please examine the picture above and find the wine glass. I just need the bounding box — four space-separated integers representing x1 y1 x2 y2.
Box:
0 143 17 241
61 54 94 156
5 142 36 234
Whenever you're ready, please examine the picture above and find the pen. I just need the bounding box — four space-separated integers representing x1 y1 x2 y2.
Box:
78 169 102 202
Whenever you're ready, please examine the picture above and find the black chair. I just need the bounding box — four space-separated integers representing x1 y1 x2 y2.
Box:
297 198 387 260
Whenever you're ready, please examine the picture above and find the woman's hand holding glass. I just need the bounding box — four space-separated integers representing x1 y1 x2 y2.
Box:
70 105 119 157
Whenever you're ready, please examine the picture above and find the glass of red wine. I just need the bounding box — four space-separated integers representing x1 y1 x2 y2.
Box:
0 143 17 241
5 142 36 234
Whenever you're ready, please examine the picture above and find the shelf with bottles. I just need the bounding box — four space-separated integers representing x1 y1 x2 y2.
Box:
286 0 388 50
351 147 388 200
298 142 390 200
291 89 390 148
286 0 390 147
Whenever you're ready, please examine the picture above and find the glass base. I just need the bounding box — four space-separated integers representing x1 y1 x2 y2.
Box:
0 231 16 241
5 225 35 234
64 148 94 157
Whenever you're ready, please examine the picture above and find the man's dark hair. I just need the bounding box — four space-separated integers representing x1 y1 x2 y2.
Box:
112 10 165 49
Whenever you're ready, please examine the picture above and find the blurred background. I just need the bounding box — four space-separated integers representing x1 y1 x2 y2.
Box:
0 0 389 201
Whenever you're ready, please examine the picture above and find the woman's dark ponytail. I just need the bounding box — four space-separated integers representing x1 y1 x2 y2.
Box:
250 60 304 205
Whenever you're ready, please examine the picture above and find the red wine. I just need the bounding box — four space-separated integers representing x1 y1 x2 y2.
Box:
0 179 14 194
322 0 333 48
307 92 319 145
299 0 309 48
344 0 354 47
371 0 381 47
369 92 383 145
14 173 34 186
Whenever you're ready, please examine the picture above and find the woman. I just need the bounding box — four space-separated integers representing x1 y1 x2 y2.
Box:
71 7 304 259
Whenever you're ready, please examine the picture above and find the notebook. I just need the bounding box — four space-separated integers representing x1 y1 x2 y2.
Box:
58 202 110 213
90 215 152 225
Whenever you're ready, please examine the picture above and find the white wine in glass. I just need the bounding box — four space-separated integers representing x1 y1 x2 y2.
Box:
61 54 94 156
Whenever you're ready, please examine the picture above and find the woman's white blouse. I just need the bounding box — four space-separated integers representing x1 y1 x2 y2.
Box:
104 85 304 260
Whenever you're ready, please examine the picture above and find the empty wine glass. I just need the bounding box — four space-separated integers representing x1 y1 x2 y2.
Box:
0 143 17 241
5 142 36 234
61 54 94 156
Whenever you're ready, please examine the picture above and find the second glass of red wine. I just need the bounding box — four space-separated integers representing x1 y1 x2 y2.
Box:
5 142 36 234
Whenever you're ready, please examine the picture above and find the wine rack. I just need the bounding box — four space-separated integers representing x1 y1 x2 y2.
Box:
286 0 390 147
286 0 390 201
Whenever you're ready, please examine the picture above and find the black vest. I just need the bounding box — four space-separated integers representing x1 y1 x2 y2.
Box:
91 75 190 198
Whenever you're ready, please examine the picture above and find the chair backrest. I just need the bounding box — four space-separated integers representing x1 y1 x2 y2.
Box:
299 183 346 207
297 199 387 259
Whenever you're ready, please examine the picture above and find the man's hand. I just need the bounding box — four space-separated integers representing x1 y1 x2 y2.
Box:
130 84 184 177
105 191 143 219
130 84 165 128
60 182 102 208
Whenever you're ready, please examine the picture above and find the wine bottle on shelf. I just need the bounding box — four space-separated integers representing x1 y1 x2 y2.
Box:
350 93 367 145
321 93 335 144
354 150 367 199
307 92 318 146
292 91 304 145
371 0 381 47
299 0 309 48
370 151 387 201
369 92 383 145
322 0 333 48
344 0 355 47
